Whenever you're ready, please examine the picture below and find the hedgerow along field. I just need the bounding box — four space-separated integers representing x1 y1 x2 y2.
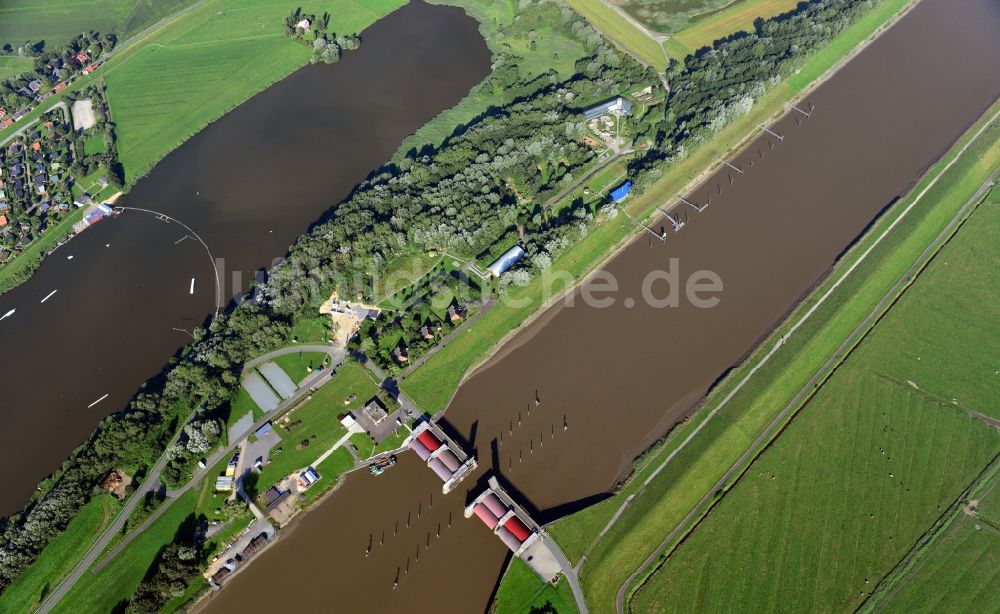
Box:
630 194 1000 612
102 0 405 183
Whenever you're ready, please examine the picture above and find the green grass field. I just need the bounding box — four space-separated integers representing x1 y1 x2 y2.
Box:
376 252 442 303
298 446 356 504
52 489 199 614
289 314 333 343
494 557 579 614
0 55 34 80
0 0 136 48
396 0 589 158
253 361 377 494
82 134 108 155
100 0 405 182
872 457 1000 613
663 0 798 58
544 98 1000 611
565 0 667 71
632 196 1000 612
273 351 327 383
0 496 117 613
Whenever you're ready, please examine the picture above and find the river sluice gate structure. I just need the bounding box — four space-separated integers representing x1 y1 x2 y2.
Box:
407 421 477 493
465 477 562 583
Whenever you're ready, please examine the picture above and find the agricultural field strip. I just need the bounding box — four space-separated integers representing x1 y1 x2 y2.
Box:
862 451 1000 611
613 111 1000 610
630 176 1000 611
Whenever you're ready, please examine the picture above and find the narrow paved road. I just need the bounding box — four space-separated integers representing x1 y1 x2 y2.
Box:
612 164 1000 613
36 343 344 613
543 150 633 210
398 298 496 379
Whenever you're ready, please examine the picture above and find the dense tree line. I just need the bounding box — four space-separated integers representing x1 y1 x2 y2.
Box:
0 0 882 594
632 0 878 180
126 519 205 613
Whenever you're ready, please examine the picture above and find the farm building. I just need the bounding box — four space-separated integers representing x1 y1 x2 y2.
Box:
486 244 525 277
610 181 632 204
583 96 633 120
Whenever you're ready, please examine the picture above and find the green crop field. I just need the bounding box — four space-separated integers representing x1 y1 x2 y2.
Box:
873 457 1000 613
101 0 404 182
0 496 117 613
0 0 135 48
0 55 34 80
631 195 1000 612
565 0 667 71
663 0 797 58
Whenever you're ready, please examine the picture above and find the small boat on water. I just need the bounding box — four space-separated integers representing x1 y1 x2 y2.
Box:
369 455 397 476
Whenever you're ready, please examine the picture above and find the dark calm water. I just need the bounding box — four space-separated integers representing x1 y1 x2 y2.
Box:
0 0 491 517
200 0 1000 612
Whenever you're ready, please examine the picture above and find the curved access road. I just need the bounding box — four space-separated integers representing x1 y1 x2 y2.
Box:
35 343 345 613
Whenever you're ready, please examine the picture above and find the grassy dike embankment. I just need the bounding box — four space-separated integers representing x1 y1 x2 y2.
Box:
560 64 1000 614
401 0 915 415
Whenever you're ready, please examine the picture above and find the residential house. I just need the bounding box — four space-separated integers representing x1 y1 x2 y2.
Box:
447 303 465 323
0 215 7 227
27 80 42 93
392 345 409 364
420 325 434 341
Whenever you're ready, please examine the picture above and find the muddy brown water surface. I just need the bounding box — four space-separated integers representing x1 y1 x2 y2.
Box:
0 1 490 517
202 0 1000 612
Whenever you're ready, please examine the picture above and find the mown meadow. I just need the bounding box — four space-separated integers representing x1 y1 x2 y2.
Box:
632 189 1000 612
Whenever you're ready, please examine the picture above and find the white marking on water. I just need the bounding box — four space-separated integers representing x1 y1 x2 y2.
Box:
87 393 109 408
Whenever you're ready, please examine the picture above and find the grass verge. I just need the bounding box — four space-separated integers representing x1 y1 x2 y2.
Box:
0 496 117 613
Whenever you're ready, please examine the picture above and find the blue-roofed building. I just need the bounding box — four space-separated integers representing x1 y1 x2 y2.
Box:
487 244 526 277
610 181 632 204
583 96 634 120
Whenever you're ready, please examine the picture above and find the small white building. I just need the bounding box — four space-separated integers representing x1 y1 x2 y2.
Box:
487 245 526 277
295 19 311 32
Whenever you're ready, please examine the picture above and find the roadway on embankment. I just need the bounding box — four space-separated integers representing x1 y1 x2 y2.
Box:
35 343 344 613
614 140 1000 613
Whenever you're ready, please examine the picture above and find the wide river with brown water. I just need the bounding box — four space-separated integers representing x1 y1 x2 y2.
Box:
0 1 490 517
200 0 1000 612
